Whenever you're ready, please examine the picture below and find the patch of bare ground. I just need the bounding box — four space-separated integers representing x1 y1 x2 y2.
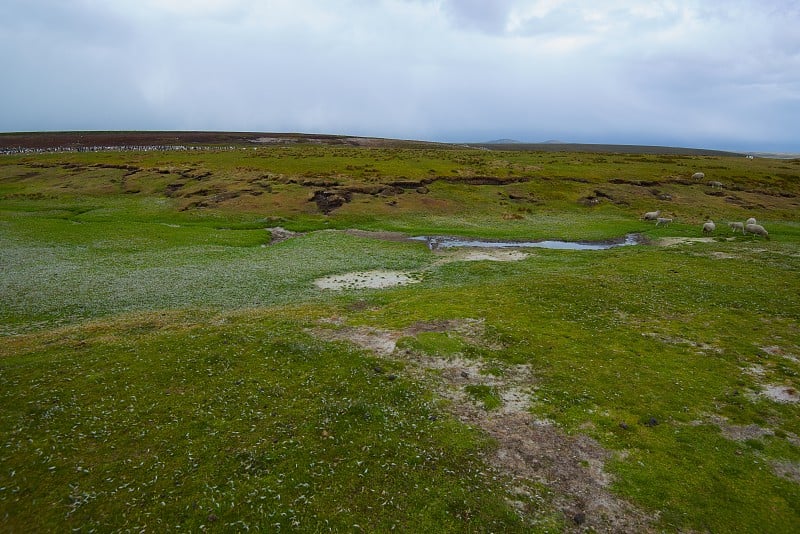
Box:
699 414 800 486
705 251 738 259
266 226 302 244
641 332 722 354
702 415 776 442
761 345 800 363
742 361 800 403
314 270 422 290
435 249 529 264
310 318 656 532
656 237 715 247
760 384 800 403
771 461 800 484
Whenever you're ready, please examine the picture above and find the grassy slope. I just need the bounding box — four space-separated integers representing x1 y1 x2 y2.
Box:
1 144 799 532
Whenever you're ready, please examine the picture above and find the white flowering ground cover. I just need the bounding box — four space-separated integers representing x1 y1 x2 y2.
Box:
1 145 800 532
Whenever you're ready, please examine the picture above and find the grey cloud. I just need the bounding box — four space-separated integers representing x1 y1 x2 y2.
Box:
439 0 517 33
0 0 798 151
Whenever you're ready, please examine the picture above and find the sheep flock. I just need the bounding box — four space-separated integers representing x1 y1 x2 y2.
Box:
644 213 770 240
641 171 772 240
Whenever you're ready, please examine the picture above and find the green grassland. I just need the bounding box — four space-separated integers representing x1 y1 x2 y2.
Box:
1 142 799 532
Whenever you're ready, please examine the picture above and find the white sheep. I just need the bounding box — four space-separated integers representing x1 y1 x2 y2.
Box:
708 181 723 189
702 220 716 234
692 172 705 180
744 223 769 239
655 217 673 226
643 210 661 221
745 217 757 225
728 221 744 233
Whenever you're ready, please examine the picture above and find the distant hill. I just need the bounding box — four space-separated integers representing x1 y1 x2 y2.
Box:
469 141 745 157
0 131 445 152
0 131 759 158
484 139 523 144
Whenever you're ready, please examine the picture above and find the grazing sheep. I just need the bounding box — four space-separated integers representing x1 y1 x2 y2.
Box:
708 181 724 189
702 220 716 234
744 223 769 239
643 210 661 221
692 172 705 180
746 217 757 225
655 217 673 226
728 221 744 233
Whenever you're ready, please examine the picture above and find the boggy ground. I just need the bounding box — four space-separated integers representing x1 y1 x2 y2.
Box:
1 138 799 532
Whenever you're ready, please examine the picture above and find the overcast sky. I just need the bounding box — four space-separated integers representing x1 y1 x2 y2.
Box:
2 0 798 151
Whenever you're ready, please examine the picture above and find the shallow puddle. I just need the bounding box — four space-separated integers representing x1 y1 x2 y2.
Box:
410 233 642 251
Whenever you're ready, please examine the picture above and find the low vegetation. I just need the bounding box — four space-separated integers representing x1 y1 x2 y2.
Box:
1 136 799 532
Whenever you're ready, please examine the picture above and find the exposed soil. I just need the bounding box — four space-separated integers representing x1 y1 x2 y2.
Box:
761 345 800 363
314 270 421 290
641 332 722 354
770 460 800 484
266 227 301 245
656 237 715 246
718 422 775 442
310 319 656 532
761 384 800 403
440 249 529 263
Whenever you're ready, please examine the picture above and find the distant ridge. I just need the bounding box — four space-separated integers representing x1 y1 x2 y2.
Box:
470 141 745 157
484 138 523 144
0 131 763 158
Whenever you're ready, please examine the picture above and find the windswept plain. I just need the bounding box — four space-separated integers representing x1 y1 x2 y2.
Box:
1 133 799 532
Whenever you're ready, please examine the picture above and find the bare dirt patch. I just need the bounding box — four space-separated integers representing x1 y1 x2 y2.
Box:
438 249 529 263
309 319 656 532
707 251 738 259
641 332 722 353
656 237 715 246
761 345 800 363
721 423 775 442
314 270 421 290
761 384 800 403
696 415 776 442
771 461 800 484
266 226 301 244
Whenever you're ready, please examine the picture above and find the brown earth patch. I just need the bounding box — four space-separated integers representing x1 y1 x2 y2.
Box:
266 226 302 245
